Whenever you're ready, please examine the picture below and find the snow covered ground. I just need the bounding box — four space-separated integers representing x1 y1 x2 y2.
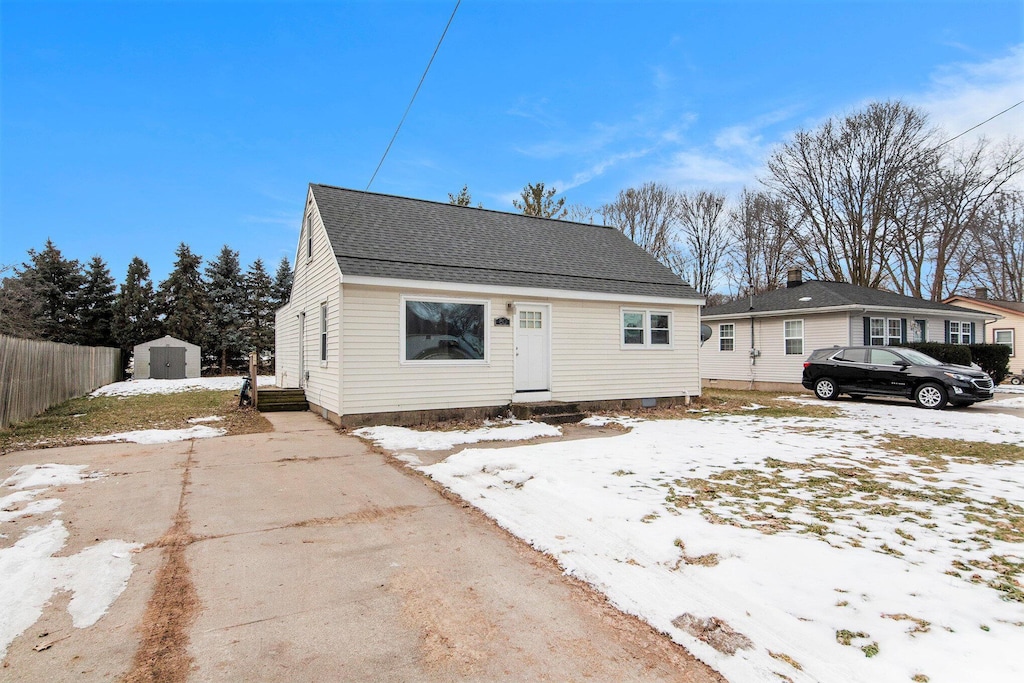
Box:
357 400 1024 683
0 465 142 658
91 375 275 397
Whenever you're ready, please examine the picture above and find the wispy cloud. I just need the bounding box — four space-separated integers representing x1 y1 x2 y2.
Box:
914 44 1024 143
554 148 653 193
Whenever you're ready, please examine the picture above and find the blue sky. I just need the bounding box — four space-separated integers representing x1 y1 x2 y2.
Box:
2 0 1021 286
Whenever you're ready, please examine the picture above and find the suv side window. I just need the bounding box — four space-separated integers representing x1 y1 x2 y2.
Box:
835 348 868 363
870 349 903 366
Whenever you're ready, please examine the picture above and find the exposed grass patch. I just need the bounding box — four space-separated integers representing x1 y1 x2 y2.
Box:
634 388 841 420
768 650 802 670
0 390 270 453
883 435 1024 467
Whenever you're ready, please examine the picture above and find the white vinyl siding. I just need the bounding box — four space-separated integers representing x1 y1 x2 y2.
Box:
275 301 301 388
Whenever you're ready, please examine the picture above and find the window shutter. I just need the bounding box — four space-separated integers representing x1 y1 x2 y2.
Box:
901 319 908 343
944 320 950 343
970 322 976 344
863 317 871 345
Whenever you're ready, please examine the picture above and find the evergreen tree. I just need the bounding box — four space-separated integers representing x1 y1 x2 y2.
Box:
79 256 117 347
114 257 161 367
19 239 87 344
158 243 207 345
271 256 293 307
204 245 246 374
0 274 42 339
244 258 275 372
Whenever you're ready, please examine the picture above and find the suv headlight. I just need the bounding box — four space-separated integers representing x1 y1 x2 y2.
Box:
943 371 972 382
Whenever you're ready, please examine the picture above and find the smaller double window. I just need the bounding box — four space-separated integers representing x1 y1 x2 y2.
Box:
869 317 903 346
719 323 735 351
949 321 972 345
622 310 671 348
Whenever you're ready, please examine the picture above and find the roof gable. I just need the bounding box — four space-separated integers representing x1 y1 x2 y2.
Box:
309 184 701 300
944 295 1024 317
702 281 988 318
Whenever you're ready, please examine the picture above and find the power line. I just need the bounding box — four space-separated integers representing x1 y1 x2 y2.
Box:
937 99 1023 148
366 0 461 191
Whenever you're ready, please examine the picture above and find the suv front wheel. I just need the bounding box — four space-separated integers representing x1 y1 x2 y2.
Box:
814 377 839 400
914 382 948 410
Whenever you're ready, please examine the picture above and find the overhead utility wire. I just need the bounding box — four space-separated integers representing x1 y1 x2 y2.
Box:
937 99 1023 148
366 0 461 191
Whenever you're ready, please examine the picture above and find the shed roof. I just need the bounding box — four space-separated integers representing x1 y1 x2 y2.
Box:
310 184 702 301
702 280 988 318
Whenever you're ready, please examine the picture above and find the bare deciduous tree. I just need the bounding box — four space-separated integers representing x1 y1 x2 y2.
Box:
970 190 1024 301
562 203 598 224
725 189 795 295
764 101 934 287
677 190 729 296
601 182 681 268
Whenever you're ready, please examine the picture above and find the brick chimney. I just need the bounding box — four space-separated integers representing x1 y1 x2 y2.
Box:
787 268 803 288
974 287 989 300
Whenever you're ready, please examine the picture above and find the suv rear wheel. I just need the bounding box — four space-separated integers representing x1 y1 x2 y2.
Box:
814 377 838 400
914 382 948 410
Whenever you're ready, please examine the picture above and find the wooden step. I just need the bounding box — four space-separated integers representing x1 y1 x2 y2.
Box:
257 388 309 412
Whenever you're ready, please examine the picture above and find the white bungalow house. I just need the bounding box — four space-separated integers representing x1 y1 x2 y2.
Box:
700 270 995 391
274 184 706 426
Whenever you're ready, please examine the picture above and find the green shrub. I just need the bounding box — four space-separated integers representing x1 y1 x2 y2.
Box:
969 344 1011 384
898 342 972 367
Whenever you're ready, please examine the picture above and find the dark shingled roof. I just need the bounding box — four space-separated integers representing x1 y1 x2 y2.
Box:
702 280 986 317
310 184 702 300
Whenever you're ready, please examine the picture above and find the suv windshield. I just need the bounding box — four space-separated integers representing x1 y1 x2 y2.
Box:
897 348 942 366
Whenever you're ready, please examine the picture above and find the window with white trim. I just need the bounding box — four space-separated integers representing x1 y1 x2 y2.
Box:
869 317 902 345
949 321 972 345
621 309 671 347
995 329 1014 356
784 319 804 355
719 323 735 351
319 302 328 363
403 298 486 362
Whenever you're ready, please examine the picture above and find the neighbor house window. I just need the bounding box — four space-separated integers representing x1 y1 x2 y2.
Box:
784 319 804 355
995 329 1014 356
622 309 672 348
948 321 972 345
319 302 328 363
719 323 735 351
869 317 903 345
403 298 486 362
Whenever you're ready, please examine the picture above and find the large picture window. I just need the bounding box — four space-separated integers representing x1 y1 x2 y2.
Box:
621 309 672 348
404 299 486 362
995 329 1014 356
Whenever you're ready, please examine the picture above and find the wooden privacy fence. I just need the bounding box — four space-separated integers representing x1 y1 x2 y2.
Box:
0 335 121 429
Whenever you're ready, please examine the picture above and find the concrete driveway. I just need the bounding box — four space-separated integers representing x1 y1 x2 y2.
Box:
1 412 722 682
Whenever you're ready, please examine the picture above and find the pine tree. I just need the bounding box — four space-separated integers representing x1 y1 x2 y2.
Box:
114 257 161 367
204 245 246 374
243 258 275 372
19 239 87 344
0 274 42 339
79 256 117 347
158 243 207 345
271 256 293 307
513 182 566 219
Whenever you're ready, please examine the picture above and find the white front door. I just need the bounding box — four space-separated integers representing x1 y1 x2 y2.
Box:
515 304 550 393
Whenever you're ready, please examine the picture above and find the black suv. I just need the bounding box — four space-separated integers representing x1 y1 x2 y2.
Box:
801 346 994 409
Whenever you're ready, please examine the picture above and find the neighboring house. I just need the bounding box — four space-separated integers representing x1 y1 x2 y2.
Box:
945 287 1022 371
133 335 201 380
700 270 996 390
274 184 705 426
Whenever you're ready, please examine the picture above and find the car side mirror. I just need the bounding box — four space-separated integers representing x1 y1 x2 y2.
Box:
893 361 910 368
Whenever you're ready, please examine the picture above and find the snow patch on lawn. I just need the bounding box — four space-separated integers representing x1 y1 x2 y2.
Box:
91 375 275 397
0 465 142 657
353 419 561 451
82 425 226 445
187 415 223 424
394 400 1024 683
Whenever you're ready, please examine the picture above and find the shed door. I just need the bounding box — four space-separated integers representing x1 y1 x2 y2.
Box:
515 305 550 392
151 347 187 379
